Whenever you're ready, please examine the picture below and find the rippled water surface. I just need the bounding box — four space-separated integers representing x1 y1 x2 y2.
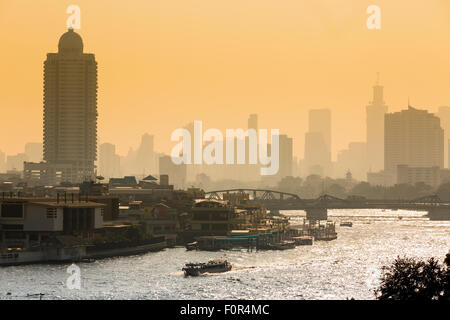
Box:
1 209 449 300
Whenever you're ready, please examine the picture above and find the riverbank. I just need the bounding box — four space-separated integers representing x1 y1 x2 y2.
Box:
1 236 168 267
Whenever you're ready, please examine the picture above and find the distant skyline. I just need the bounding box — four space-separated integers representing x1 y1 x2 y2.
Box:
1 0 450 159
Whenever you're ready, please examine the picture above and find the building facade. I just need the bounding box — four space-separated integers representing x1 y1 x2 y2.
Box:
43 28 98 184
304 109 331 177
366 76 388 172
396 165 440 188
385 106 444 185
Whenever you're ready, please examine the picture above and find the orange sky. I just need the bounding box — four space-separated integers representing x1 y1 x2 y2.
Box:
0 0 449 160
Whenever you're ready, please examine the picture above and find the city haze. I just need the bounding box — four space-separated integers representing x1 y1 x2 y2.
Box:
1 0 450 159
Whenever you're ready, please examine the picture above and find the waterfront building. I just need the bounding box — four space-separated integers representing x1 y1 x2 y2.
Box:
109 176 138 187
186 200 243 238
142 203 180 246
0 197 105 249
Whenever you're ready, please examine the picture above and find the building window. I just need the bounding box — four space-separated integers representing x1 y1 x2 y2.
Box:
46 208 57 219
1 203 23 218
2 224 23 230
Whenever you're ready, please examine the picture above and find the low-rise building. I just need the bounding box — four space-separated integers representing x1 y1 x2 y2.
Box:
0 198 105 249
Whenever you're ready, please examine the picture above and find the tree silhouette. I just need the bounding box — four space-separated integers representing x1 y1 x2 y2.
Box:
375 256 449 300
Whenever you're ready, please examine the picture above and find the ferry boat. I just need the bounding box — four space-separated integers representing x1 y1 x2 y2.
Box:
291 236 313 245
185 241 198 251
340 222 353 227
266 240 296 250
182 258 232 276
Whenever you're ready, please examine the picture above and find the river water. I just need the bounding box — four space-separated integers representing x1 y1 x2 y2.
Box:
1 209 449 300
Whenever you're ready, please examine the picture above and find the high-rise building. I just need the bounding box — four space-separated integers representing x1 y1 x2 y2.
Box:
385 106 444 180
6 153 27 171
336 142 368 181
366 74 388 172
248 114 258 132
309 109 331 155
304 109 331 176
25 142 43 163
277 134 293 179
436 106 450 167
135 133 155 175
304 132 327 176
43 28 98 184
98 143 121 179
159 155 186 189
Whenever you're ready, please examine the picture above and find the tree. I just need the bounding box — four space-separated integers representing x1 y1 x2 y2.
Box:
436 182 450 202
276 176 302 194
375 256 449 300
327 183 346 199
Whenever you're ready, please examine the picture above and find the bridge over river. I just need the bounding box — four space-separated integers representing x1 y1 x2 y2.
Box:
205 189 450 220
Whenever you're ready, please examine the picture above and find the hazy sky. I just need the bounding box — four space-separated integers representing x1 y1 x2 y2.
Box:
1 0 449 159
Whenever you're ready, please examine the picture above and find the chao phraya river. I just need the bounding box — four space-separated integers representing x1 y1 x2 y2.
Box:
1 209 449 300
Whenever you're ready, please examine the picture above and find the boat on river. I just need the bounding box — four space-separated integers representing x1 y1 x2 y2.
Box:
185 241 198 251
340 222 353 227
182 258 232 276
266 240 296 250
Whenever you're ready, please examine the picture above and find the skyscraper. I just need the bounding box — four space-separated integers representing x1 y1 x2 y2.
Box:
43 28 98 184
98 143 121 179
309 109 331 154
135 133 155 175
277 134 293 179
304 109 331 176
366 74 388 172
304 132 328 176
385 106 443 175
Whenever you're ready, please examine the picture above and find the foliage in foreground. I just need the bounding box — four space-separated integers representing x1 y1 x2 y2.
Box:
375 253 450 300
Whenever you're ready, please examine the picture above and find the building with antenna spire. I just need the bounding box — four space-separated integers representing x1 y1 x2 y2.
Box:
366 73 388 172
